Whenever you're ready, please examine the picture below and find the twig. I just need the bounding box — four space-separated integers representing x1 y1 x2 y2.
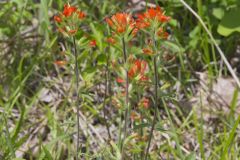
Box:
179 0 240 89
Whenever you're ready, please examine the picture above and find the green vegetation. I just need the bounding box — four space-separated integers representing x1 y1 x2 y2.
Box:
1 0 240 159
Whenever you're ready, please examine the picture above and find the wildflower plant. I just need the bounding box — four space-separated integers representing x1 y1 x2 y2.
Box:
137 6 171 159
3 1 240 160
106 13 138 41
136 6 170 35
104 6 172 159
54 3 85 37
54 3 86 160
54 3 172 159
106 12 139 154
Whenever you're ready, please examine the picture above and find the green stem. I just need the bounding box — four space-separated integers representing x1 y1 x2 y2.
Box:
103 48 112 141
73 37 81 160
144 32 160 160
3 113 15 158
121 37 129 159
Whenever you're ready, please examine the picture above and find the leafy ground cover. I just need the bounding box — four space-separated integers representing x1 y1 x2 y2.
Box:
1 0 240 159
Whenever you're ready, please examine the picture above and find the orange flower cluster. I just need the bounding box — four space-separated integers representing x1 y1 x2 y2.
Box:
117 59 149 83
106 13 138 36
62 4 77 17
128 59 148 81
136 6 170 40
136 6 170 29
106 6 171 42
54 4 86 36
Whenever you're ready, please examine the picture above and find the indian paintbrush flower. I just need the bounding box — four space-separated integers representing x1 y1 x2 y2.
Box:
136 6 170 39
54 3 86 37
106 13 138 38
116 59 149 83
54 4 86 160
136 6 170 29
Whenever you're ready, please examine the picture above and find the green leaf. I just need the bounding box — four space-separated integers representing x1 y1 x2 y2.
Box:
185 153 196 160
82 67 97 82
220 115 240 160
212 8 224 19
217 8 240 36
161 41 183 53
90 23 104 51
169 18 178 27
97 54 107 65
160 82 171 90
41 146 54 160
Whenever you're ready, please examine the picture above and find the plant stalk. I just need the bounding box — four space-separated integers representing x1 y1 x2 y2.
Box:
103 48 112 141
73 37 81 160
121 37 129 159
144 32 160 160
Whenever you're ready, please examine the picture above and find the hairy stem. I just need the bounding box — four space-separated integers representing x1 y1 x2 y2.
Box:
103 49 112 141
121 37 129 159
73 37 81 160
144 32 160 160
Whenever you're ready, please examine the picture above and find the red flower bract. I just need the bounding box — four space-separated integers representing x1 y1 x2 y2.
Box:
89 40 97 47
68 29 78 35
130 112 141 121
116 59 148 83
54 15 62 23
142 48 153 55
77 11 86 19
54 4 86 37
106 13 136 35
157 28 169 39
106 37 116 44
136 6 170 29
141 97 150 109
63 4 77 17
54 60 67 66
116 77 125 83
128 59 148 81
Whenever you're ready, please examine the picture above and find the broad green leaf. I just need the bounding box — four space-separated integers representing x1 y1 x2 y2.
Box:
212 8 224 19
217 8 240 36
169 18 178 27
